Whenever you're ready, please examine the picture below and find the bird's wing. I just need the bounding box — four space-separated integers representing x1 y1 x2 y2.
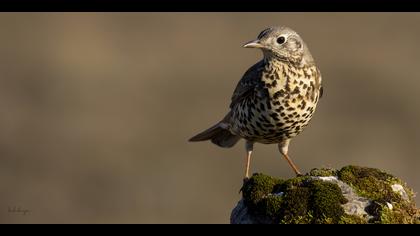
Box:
229 60 265 109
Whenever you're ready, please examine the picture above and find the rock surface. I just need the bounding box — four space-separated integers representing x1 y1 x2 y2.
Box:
230 165 420 224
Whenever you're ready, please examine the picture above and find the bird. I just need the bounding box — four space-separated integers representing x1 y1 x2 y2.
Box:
189 26 323 178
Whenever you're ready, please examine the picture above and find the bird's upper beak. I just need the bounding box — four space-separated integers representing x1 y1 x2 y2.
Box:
243 39 263 48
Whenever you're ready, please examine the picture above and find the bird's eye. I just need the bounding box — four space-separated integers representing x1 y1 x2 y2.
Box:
277 36 286 44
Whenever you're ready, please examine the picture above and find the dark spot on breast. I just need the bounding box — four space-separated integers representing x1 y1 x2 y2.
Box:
282 67 288 77
285 78 291 92
288 68 296 76
271 80 277 87
292 87 300 94
287 107 295 111
273 90 285 99
269 113 280 121
300 100 306 110
304 70 310 79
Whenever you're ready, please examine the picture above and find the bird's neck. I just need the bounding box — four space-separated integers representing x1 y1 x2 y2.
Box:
263 53 306 68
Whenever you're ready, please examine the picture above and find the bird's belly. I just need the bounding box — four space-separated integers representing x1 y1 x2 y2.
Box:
230 95 318 144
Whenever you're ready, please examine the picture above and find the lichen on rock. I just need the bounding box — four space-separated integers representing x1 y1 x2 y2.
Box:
230 165 420 224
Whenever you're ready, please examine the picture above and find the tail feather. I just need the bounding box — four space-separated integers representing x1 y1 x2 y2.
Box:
189 123 240 148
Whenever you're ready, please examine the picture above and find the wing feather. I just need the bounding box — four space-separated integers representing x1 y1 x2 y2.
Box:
230 60 265 109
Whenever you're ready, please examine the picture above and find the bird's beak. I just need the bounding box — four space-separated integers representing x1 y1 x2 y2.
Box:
243 39 263 48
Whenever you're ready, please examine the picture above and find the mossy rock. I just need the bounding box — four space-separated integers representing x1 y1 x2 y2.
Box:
231 166 420 224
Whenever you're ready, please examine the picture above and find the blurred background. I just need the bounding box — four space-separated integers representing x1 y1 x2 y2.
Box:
0 13 419 223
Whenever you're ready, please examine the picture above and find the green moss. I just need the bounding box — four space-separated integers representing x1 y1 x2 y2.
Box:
241 173 284 217
242 175 348 223
339 214 367 224
308 180 347 223
277 179 347 224
379 205 404 224
242 173 283 206
337 165 402 202
257 194 283 218
238 167 419 224
337 166 419 224
309 167 337 177
279 187 311 222
277 175 311 191
368 201 420 224
280 212 314 224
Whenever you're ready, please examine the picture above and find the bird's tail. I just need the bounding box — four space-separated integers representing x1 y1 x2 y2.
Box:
189 122 240 148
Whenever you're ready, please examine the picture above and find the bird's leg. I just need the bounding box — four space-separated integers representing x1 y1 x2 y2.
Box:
244 141 254 179
278 139 302 176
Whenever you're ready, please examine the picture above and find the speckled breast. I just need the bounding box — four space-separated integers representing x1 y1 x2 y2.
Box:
230 61 322 144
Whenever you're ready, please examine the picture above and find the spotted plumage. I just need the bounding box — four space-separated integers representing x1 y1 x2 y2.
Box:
189 26 323 177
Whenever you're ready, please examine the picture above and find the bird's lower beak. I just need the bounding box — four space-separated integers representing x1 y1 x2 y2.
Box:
243 39 263 48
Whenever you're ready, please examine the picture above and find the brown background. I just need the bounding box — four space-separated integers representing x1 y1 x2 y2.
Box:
0 13 419 223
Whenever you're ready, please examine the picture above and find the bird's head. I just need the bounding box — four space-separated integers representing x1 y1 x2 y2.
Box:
243 26 314 66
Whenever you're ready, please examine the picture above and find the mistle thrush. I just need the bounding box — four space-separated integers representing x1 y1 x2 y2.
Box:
189 26 323 177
